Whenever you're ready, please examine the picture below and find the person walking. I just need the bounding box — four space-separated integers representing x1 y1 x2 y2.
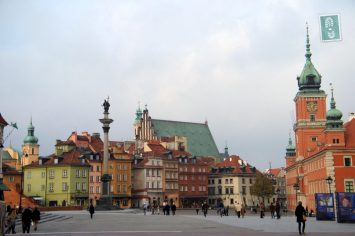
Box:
171 202 176 216
89 203 95 219
21 206 33 234
32 207 41 231
235 202 241 218
295 201 306 235
195 203 200 215
143 202 147 215
5 207 17 234
275 201 281 219
260 202 265 218
241 204 246 218
269 203 275 218
202 201 209 217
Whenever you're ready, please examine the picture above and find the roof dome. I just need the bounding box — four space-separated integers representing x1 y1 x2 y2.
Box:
297 25 322 91
23 118 38 144
326 85 343 129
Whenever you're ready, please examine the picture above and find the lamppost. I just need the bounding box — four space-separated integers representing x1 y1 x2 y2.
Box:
326 176 333 194
293 183 300 204
19 153 27 212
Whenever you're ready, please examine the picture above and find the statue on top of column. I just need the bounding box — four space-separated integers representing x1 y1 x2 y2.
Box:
103 97 110 113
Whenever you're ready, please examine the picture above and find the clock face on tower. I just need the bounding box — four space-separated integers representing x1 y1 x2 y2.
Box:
307 101 318 112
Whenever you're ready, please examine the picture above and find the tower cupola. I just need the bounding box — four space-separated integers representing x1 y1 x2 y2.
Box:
297 24 322 91
23 117 38 144
326 84 343 129
286 133 296 157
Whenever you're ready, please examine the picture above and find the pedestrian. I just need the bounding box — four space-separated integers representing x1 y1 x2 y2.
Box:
162 201 167 215
202 201 209 217
21 206 33 234
165 203 171 216
241 204 246 218
269 203 275 218
89 203 95 219
260 202 265 218
171 202 176 216
195 203 200 215
275 201 281 219
143 202 147 215
5 207 17 234
295 201 306 235
225 205 229 216
235 202 241 218
32 207 41 231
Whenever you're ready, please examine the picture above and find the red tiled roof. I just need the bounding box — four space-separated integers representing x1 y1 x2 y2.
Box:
28 149 89 167
267 168 281 176
89 136 103 152
0 113 8 126
213 155 259 174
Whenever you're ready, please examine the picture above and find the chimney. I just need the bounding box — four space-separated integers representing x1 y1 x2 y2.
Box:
348 112 355 122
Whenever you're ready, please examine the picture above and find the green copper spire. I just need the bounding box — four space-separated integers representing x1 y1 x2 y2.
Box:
286 131 296 156
24 117 38 144
326 83 343 129
134 102 143 123
305 23 312 60
297 23 322 91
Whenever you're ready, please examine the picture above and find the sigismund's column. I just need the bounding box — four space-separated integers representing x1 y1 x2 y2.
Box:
99 98 113 198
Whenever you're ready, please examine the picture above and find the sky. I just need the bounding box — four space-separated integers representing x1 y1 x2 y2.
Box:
1 0 355 170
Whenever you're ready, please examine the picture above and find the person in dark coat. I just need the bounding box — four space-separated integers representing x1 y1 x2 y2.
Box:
89 203 95 219
269 203 275 218
171 203 177 216
275 201 281 219
32 207 41 231
202 201 209 217
295 201 306 235
21 206 33 233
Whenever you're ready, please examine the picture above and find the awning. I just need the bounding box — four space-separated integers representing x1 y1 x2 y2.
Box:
0 183 10 191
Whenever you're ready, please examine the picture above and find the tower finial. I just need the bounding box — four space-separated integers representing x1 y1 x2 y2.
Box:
330 83 336 109
305 22 312 60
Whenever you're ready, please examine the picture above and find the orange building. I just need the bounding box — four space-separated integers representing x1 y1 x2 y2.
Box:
285 28 355 212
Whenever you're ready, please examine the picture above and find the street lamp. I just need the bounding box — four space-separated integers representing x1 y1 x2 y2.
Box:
19 153 27 212
326 176 333 194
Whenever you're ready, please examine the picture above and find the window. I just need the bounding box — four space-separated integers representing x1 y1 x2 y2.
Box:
230 179 233 184
117 164 121 170
62 169 68 178
90 166 93 171
90 176 94 183
76 182 81 191
151 181 155 189
225 188 229 194
123 174 127 181
218 179 221 184
345 181 354 192
218 187 222 194
242 186 246 195
90 186 94 193
310 115 315 122
96 166 100 172
333 138 340 144
82 169 87 177
82 183 87 191
62 182 68 191
146 169 150 177
180 186 184 191
123 185 127 192
230 187 234 194
146 182 149 189
249 178 252 184
96 186 100 193
242 178 245 184
49 183 54 192
225 179 229 184
96 176 101 182
49 170 54 178
9 176 15 182
27 184 31 192
76 169 80 177
344 157 352 167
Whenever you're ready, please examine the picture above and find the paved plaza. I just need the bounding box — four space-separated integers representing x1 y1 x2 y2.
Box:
7 209 355 236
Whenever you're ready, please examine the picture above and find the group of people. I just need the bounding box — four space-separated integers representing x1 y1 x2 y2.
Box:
268 201 281 219
5 205 41 234
142 201 177 216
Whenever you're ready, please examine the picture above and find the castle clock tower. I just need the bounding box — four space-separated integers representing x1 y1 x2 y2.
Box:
294 26 327 160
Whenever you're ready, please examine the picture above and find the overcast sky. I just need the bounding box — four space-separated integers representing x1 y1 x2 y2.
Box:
1 0 355 170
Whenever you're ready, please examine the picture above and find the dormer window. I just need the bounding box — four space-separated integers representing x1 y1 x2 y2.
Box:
82 159 85 164
90 155 93 160
39 159 42 165
54 158 58 164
